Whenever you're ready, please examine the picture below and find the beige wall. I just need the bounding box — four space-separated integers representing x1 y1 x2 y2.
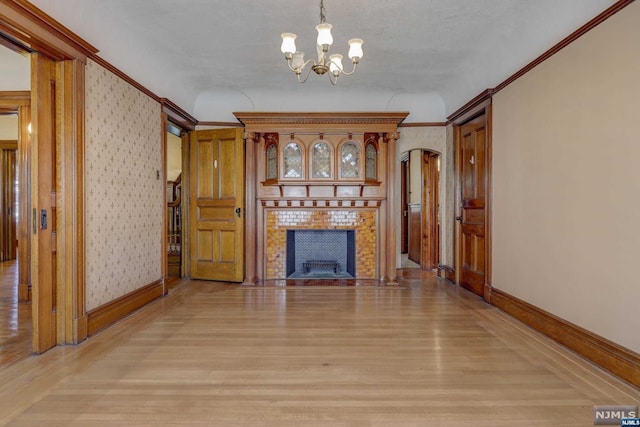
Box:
492 2 640 353
0 116 18 140
85 59 163 311
167 132 182 182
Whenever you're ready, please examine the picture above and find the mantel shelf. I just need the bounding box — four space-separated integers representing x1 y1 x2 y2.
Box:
261 180 382 198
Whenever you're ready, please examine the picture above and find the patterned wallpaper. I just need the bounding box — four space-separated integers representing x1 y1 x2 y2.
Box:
85 59 163 311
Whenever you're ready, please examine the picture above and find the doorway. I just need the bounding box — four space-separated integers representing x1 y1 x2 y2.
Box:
401 149 440 270
0 45 32 363
166 122 183 284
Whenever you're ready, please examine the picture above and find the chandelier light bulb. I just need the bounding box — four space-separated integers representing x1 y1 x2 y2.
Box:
281 33 297 56
291 51 306 71
316 23 333 48
329 54 343 75
348 38 363 62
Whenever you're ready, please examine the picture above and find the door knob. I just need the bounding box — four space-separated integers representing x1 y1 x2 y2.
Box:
455 216 462 222
235 208 241 218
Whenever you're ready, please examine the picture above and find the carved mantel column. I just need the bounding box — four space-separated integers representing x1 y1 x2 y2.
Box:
243 132 260 285
385 132 400 285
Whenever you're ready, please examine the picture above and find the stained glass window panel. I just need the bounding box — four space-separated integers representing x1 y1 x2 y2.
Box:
283 142 302 178
266 144 277 180
365 144 377 180
312 142 331 178
340 142 360 178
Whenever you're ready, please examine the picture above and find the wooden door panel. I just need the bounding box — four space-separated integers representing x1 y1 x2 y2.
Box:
459 114 487 297
190 128 244 282
408 204 421 264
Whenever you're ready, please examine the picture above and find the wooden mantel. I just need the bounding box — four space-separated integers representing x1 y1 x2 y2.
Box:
234 112 409 285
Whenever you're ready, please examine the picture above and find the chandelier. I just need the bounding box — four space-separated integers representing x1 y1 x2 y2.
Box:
280 0 363 85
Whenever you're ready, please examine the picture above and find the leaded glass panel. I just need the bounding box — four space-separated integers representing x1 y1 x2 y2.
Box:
365 144 377 180
340 142 360 178
312 142 331 178
266 144 277 180
283 142 302 178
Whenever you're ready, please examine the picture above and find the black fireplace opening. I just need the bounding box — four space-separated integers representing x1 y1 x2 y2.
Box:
286 229 355 278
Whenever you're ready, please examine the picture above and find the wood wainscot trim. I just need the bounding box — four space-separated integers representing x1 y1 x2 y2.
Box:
491 288 640 388
437 264 456 282
86 279 164 336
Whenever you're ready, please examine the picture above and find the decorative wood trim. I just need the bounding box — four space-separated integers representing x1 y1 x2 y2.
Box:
234 112 409 129
493 0 636 94
0 91 30 107
0 32 30 55
0 0 97 61
197 121 243 128
484 104 493 303
160 98 197 130
491 288 640 388
57 59 87 345
399 122 447 127
86 279 164 336
447 89 494 124
161 112 168 293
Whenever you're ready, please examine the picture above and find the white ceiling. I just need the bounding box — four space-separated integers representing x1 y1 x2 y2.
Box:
10 0 617 121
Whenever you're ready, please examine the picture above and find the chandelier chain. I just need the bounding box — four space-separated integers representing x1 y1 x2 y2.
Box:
319 0 326 23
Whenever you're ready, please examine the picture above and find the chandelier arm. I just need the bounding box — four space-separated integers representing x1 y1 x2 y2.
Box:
296 64 316 84
333 60 358 76
286 57 317 74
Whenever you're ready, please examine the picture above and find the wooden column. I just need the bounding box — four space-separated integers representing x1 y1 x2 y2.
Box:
56 59 87 344
385 132 399 285
242 132 258 285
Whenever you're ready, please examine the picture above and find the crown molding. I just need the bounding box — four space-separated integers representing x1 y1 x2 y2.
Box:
494 0 636 94
0 0 98 61
160 98 197 130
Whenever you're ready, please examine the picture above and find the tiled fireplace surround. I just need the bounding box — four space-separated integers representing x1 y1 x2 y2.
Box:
235 112 408 285
265 209 377 279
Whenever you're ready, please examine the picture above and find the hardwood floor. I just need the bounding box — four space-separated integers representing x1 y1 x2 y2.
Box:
0 260 31 367
0 270 637 426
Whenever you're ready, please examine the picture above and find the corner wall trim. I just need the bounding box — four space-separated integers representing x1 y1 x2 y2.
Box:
86 279 164 336
491 288 640 388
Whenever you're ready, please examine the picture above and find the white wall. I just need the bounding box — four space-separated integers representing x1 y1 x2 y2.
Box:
0 47 29 91
492 2 640 353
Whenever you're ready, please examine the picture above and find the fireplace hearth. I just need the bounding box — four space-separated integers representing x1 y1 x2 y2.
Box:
286 230 355 278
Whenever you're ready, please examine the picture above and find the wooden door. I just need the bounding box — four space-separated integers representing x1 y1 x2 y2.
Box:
421 152 440 270
400 159 408 254
459 114 487 296
189 128 244 282
0 145 17 262
31 53 57 352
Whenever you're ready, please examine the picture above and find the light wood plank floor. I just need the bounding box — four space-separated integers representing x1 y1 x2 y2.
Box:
0 270 637 426
0 260 32 367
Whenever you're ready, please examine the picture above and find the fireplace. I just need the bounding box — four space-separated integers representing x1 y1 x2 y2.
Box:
235 111 407 285
286 230 355 278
